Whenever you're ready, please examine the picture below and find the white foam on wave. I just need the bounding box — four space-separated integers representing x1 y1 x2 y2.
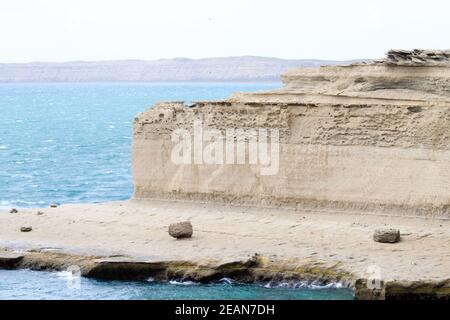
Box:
169 280 199 286
263 280 344 290
0 200 12 210
219 277 235 285
0 199 45 209
141 277 347 291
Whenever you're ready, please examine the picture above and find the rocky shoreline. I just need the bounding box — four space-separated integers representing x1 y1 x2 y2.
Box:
1 248 448 300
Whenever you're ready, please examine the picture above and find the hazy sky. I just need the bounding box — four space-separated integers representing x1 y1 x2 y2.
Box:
1 0 449 62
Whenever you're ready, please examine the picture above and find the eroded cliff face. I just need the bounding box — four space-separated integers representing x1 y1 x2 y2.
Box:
133 50 450 217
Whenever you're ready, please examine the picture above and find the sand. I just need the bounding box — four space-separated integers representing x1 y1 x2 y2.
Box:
0 199 448 283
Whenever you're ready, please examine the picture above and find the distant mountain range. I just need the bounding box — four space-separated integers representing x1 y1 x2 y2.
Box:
0 56 360 82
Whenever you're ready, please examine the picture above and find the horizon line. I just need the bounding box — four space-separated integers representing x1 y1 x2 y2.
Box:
0 55 370 65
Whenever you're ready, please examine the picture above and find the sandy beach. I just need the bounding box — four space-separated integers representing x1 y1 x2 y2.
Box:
1 199 449 290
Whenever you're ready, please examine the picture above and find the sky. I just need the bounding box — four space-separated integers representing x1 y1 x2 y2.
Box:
0 0 449 62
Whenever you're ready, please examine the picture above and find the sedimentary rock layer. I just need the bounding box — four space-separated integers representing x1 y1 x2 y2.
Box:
133 50 450 217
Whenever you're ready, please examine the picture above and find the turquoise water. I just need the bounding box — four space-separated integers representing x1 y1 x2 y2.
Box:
0 82 353 300
0 270 353 300
0 82 280 208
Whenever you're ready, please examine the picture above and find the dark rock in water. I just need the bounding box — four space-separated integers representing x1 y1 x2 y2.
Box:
20 227 32 232
373 228 400 243
0 252 24 269
9 208 18 214
168 221 193 239
49 203 58 208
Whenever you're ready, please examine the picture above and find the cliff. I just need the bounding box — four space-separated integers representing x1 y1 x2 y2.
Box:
132 49 450 217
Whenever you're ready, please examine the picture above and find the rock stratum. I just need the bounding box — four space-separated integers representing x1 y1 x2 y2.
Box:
133 50 450 218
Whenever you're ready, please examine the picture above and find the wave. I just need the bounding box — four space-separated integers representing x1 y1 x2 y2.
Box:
219 277 235 285
0 199 47 209
262 280 344 290
145 277 345 290
168 280 199 286
0 200 12 210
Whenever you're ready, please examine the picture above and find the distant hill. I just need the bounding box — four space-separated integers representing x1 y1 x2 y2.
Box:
0 56 359 82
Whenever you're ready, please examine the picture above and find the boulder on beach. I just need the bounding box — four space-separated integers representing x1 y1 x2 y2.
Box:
50 203 58 208
373 228 400 243
20 226 32 232
9 208 18 214
168 221 193 239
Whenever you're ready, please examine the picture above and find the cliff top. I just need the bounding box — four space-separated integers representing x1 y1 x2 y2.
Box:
229 49 450 105
372 49 450 67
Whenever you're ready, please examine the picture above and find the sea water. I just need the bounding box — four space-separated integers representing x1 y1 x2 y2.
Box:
0 270 353 300
0 82 280 208
0 82 353 300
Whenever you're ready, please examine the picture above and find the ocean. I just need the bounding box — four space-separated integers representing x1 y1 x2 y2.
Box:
0 82 353 300
0 270 353 300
